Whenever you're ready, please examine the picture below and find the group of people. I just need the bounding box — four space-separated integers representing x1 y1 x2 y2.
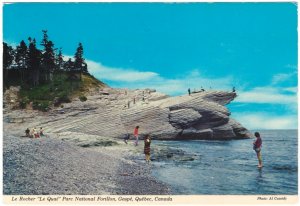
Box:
187 86 236 96
125 127 263 168
124 125 152 163
25 127 44 138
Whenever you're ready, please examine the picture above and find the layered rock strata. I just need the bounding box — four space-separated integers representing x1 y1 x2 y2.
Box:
4 87 251 140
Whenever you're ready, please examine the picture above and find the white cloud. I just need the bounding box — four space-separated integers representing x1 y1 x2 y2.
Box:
283 87 298 93
236 87 297 104
271 72 297 85
86 59 233 95
232 112 297 130
86 59 158 82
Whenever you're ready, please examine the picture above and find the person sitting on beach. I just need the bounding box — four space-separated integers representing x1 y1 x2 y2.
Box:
25 128 30 137
33 127 39 138
144 134 151 163
253 132 263 168
40 127 44 137
133 126 139 146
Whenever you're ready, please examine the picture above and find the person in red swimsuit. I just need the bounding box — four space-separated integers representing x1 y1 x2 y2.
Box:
253 132 263 168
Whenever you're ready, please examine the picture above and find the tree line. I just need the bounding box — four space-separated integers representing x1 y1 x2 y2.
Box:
3 30 88 88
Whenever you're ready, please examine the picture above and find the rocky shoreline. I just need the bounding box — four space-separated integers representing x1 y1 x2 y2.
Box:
3 130 170 195
3 86 251 195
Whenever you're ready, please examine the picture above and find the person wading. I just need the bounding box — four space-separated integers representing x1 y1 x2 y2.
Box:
144 134 151 163
253 132 263 168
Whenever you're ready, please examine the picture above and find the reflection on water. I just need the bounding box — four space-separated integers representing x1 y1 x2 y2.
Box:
152 130 298 194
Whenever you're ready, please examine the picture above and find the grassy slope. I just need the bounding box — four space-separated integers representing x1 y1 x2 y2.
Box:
18 72 106 111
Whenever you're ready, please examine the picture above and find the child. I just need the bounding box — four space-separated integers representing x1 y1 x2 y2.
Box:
253 132 263 168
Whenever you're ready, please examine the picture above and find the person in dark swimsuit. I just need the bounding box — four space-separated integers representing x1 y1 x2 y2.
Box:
144 134 151 163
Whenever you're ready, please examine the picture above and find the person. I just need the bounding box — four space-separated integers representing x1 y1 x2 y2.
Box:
123 133 130 144
40 127 44 136
188 88 191 96
232 86 236 92
253 132 263 168
144 134 151 163
33 127 39 138
133 126 139 146
29 128 35 138
25 128 30 137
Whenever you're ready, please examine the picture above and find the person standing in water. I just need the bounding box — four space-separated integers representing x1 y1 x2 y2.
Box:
133 126 139 146
253 132 263 168
144 134 151 163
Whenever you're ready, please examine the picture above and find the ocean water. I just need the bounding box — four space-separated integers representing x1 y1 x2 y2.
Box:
151 130 298 195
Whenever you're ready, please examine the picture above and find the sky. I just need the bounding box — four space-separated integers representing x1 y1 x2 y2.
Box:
3 2 298 130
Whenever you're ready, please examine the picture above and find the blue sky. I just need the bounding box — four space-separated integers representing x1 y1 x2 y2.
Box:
3 3 298 129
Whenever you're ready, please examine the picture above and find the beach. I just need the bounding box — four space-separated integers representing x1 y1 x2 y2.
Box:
3 121 170 195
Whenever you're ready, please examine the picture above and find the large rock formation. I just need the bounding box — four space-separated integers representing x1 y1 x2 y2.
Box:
4 87 250 140
120 90 250 140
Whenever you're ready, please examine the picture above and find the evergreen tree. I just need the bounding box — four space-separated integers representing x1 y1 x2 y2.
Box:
3 42 15 88
64 58 76 91
56 48 64 70
15 40 28 82
15 40 28 68
64 58 74 72
3 42 14 70
27 38 41 86
74 43 88 80
40 30 56 82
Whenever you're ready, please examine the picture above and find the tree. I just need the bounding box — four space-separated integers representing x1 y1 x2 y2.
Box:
27 38 41 86
15 40 28 68
3 42 14 70
63 58 74 72
64 58 76 91
74 42 88 80
40 30 56 82
15 40 28 82
56 48 64 71
3 42 15 88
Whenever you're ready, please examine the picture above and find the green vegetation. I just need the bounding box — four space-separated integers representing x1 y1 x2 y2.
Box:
79 95 87 102
18 72 105 111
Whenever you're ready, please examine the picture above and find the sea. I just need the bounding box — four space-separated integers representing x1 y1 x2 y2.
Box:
151 130 298 195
